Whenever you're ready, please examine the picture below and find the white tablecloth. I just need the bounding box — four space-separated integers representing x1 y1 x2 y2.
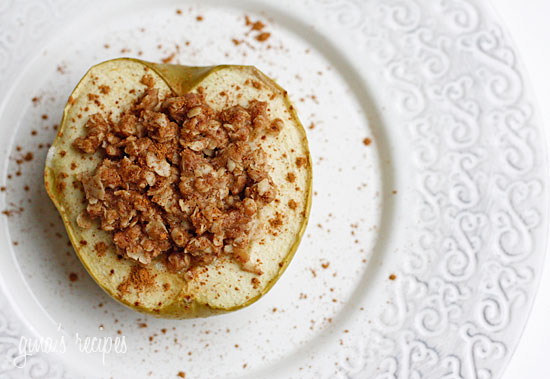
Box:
495 1 550 378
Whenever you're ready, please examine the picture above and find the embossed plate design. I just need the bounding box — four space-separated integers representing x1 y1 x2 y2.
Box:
0 0 547 378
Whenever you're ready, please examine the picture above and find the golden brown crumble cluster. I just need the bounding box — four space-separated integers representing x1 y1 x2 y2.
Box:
74 76 283 274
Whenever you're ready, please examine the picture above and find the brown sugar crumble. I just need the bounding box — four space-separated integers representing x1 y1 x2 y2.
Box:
69 272 79 282
73 75 284 275
389 274 396 281
363 137 372 146
177 372 186 378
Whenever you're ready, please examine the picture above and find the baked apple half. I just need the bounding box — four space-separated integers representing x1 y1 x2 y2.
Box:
44 58 311 318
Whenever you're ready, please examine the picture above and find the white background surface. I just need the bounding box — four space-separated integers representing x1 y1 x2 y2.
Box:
496 1 550 378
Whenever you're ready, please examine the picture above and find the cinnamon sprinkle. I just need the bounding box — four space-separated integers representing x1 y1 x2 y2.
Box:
255 32 271 42
161 52 176 64
117 265 157 295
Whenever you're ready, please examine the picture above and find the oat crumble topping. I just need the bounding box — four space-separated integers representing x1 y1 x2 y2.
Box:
73 75 283 274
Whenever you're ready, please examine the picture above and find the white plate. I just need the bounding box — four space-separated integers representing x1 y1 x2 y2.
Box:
0 0 547 378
